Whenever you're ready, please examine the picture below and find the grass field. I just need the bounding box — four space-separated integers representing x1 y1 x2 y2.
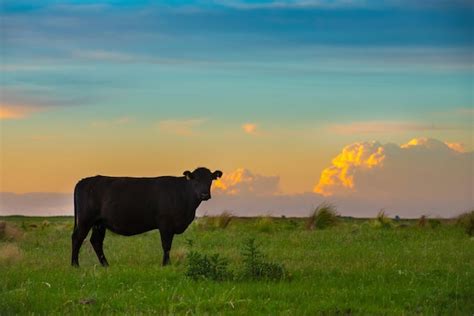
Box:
1 215 473 315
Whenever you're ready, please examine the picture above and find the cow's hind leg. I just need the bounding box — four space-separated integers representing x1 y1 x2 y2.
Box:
90 224 109 267
71 223 92 267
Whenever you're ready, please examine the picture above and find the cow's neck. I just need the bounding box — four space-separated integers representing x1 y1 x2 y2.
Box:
184 181 202 213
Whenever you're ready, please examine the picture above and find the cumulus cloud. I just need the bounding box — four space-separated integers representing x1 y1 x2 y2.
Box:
157 118 206 136
314 141 385 196
213 168 280 196
314 138 473 212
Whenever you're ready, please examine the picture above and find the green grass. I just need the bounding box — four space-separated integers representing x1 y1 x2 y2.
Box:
1 216 473 314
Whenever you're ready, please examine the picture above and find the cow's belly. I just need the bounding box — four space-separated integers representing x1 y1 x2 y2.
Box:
103 216 157 236
100 202 159 236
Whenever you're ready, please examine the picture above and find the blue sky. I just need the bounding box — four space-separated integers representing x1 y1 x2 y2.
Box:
1 0 473 198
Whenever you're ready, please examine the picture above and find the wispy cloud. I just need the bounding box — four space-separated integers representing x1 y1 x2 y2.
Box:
1 64 47 72
72 50 134 62
90 116 134 128
1 86 88 118
157 118 207 136
214 0 372 9
0 104 47 120
329 120 455 135
214 0 474 9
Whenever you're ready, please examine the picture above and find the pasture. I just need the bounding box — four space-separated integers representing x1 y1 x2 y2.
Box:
1 215 473 314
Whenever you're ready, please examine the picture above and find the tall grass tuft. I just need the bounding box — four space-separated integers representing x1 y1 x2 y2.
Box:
216 211 233 229
457 211 474 236
196 212 233 230
417 215 427 227
306 203 339 230
371 210 393 229
0 221 23 241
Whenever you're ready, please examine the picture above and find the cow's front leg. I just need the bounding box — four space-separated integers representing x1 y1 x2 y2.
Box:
159 230 174 266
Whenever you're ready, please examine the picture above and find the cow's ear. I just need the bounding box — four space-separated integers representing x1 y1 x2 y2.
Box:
183 170 194 180
212 170 223 180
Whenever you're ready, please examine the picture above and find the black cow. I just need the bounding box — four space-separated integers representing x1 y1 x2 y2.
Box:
71 167 222 267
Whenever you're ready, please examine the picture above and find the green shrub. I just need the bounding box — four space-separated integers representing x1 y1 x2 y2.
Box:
306 203 339 230
185 239 288 281
457 211 474 236
185 251 232 281
240 238 286 281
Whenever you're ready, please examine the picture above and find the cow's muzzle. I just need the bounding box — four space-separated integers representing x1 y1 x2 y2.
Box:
200 193 211 201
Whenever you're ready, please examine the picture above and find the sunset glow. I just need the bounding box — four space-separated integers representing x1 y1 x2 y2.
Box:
0 0 472 217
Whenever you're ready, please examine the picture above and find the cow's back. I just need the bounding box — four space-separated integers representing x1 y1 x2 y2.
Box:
74 175 194 235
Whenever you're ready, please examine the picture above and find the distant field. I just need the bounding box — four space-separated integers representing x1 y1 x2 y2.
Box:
1 216 473 314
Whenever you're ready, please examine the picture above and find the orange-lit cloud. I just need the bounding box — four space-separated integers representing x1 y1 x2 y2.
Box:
314 137 472 200
445 142 465 153
157 118 206 136
0 104 44 120
314 142 385 196
213 168 279 196
401 137 466 153
242 123 258 135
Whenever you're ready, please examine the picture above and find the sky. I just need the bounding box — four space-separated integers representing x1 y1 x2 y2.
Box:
0 0 473 217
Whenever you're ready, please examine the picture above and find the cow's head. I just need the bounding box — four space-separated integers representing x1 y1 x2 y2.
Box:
183 167 222 201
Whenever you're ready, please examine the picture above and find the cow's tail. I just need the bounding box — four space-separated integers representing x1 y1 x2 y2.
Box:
73 182 79 231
